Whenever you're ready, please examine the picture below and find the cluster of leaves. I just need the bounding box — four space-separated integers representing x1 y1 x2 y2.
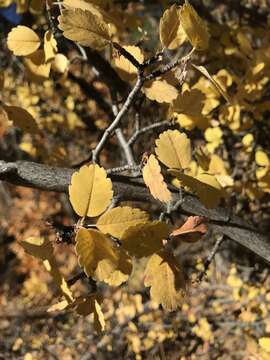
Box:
1 0 270 334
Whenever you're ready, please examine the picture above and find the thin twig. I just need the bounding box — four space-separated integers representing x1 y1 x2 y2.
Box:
196 235 225 283
92 75 144 163
128 121 171 146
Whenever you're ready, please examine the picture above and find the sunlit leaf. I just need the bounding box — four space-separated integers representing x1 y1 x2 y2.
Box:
44 30 58 63
96 206 149 239
155 129 192 170
113 45 144 82
24 49 51 81
142 154 172 203
52 53 69 74
69 164 113 217
143 79 178 103
7 25 40 56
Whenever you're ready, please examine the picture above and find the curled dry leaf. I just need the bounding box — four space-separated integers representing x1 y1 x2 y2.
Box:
179 0 209 51
170 216 208 243
69 164 113 217
7 25 41 56
75 228 132 286
144 250 187 311
159 4 186 49
58 8 111 50
143 79 178 104
155 129 192 170
142 154 172 203
121 221 171 258
169 170 225 208
96 206 149 239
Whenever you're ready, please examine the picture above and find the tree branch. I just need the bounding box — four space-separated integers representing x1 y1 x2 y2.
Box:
1 160 270 264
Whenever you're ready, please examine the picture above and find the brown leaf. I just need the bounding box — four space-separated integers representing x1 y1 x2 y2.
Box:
170 216 208 243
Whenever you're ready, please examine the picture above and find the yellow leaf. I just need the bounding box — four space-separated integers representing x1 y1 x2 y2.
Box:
47 300 69 313
179 0 209 51
75 228 132 285
58 8 111 50
96 206 149 238
114 45 144 82
159 4 186 49
144 250 186 311
44 30 58 63
24 50 51 81
155 129 192 170
121 221 170 258
52 53 69 74
255 150 269 167
104 248 133 286
29 0 44 14
142 154 172 203
259 338 270 353
69 164 113 217
143 80 178 103
3 105 38 134
192 64 230 103
169 170 224 208
0 106 12 137
7 25 41 56
172 89 205 116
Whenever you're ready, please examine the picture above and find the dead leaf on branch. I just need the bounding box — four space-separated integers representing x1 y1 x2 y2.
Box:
142 154 172 203
144 250 187 311
170 216 208 243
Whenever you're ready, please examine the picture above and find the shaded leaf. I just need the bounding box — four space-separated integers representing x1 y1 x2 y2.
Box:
121 221 170 258
3 105 38 134
69 164 113 217
24 49 51 81
75 294 105 332
168 170 224 208
144 250 186 311
58 8 111 50
179 0 209 51
7 25 40 56
155 129 192 170
142 154 172 203
75 228 132 285
160 4 186 49
96 206 149 239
